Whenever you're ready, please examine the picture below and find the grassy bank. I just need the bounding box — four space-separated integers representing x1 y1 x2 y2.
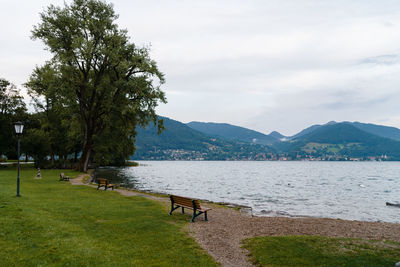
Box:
0 166 217 266
243 235 400 267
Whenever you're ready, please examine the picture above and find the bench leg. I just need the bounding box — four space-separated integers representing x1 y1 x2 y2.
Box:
169 203 180 215
104 186 108 191
97 185 100 190
191 210 208 222
191 207 197 222
182 207 184 214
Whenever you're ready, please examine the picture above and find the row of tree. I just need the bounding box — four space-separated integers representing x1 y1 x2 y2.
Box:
0 0 166 171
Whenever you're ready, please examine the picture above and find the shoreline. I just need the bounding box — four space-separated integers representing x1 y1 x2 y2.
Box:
118 161 400 224
188 207 400 266
123 187 400 225
72 174 400 266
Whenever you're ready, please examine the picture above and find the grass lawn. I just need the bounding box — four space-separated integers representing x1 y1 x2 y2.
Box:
0 165 218 266
243 235 400 267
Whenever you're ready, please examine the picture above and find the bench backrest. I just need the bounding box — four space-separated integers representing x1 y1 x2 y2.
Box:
170 195 201 209
97 178 108 185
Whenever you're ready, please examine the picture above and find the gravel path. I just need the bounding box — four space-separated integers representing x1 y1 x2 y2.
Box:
70 175 400 267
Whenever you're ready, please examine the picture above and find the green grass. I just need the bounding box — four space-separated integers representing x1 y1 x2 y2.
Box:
0 166 218 266
243 235 400 267
125 161 139 167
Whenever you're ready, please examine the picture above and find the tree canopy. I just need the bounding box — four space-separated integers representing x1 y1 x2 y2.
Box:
0 78 26 158
27 0 166 171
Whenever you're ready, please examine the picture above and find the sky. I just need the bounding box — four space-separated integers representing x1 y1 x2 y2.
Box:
1 0 400 136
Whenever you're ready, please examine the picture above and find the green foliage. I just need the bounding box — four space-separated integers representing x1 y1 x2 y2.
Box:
0 167 217 266
0 78 27 158
0 78 26 116
243 235 400 267
29 0 166 171
22 128 51 168
26 64 81 167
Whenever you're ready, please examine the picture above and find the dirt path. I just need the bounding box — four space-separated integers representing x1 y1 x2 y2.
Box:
70 174 166 201
70 175 400 267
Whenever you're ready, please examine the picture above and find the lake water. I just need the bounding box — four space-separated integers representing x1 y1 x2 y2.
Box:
98 161 400 223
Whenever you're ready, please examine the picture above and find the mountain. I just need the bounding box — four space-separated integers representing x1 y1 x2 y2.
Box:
290 124 324 140
299 123 385 144
283 123 400 159
290 121 400 142
133 117 274 160
269 131 286 140
186 121 278 145
135 117 209 153
290 121 337 140
351 122 400 141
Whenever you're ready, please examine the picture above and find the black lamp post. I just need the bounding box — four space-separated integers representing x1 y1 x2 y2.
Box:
14 121 24 197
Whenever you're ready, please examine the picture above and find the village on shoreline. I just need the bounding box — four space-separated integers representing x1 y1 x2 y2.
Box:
136 148 391 162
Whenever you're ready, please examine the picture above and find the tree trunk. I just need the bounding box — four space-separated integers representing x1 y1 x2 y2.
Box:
78 145 92 172
78 123 93 172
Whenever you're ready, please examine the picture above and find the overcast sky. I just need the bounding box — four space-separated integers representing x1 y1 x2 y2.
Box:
1 0 400 135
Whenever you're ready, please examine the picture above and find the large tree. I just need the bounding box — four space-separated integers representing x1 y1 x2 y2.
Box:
29 0 166 171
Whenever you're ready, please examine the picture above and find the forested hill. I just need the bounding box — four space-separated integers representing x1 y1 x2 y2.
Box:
350 122 400 141
133 117 274 160
186 121 278 145
277 122 400 160
288 121 400 141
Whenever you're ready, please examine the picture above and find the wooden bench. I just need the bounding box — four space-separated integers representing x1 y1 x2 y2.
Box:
59 173 70 181
96 178 114 191
169 195 211 222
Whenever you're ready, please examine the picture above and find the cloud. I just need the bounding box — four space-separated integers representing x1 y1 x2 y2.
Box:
360 54 400 65
2 0 400 133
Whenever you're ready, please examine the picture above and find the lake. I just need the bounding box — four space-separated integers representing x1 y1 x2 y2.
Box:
97 161 400 223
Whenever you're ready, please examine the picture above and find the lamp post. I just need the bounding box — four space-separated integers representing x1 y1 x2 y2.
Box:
14 121 24 197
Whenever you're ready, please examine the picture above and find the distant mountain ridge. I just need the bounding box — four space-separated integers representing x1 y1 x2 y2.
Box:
290 121 337 140
134 117 274 160
290 121 400 142
269 131 286 140
133 117 400 160
284 122 400 159
187 121 278 145
350 122 400 141
298 123 379 144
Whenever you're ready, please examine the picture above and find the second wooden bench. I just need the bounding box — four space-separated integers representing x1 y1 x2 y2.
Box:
96 178 114 191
